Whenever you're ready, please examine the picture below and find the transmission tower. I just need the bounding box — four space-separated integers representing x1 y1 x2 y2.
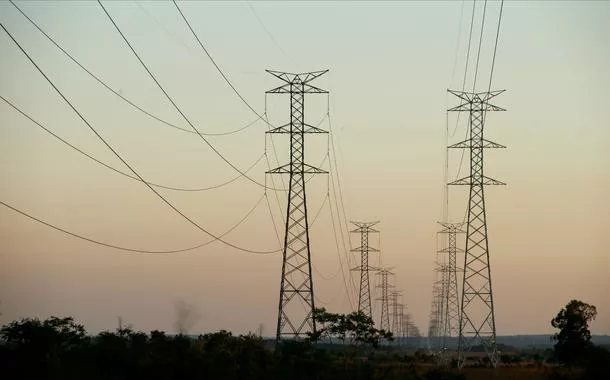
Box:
350 221 380 319
389 290 402 343
448 89 506 367
396 302 405 346
375 268 394 332
437 222 465 342
266 70 328 341
427 273 444 353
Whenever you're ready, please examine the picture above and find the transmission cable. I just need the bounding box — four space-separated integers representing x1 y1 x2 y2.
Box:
247 2 298 69
328 188 355 310
1 94 265 192
328 113 353 251
471 0 488 93
9 0 259 138
454 0 486 187
487 0 504 93
327 115 358 302
449 0 477 140
0 22 279 255
0 193 267 254
172 0 274 129
97 1 278 191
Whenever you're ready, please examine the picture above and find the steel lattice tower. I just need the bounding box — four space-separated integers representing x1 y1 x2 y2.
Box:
448 89 506 367
428 267 444 352
390 290 402 341
266 70 328 341
375 268 394 332
396 303 405 346
350 221 380 319
438 222 465 344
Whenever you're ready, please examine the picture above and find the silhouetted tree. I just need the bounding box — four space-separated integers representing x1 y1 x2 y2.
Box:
0 316 89 379
551 299 597 365
308 307 393 348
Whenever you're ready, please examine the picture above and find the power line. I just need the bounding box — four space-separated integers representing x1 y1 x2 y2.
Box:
328 113 353 252
247 2 298 69
172 0 273 128
0 94 265 192
461 0 477 97
448 0 467 89
9 0 260 137
97 1 273 190
487 0 504 93
173 0 290 212
328 186 355 310
328 173 358 307
327 113 359 300
471 0 488 93
0 194 270 254
0 21 279 255
171 0 293 213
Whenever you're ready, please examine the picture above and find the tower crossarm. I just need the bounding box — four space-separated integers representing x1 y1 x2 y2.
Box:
266 122 328 134
448 139 506 149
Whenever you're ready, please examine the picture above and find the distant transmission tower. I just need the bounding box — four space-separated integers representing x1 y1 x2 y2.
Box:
266 70 329 341
350 221 380 319
390 290 402 343
395 302 405 346
437 222 465 342
376 268 394 331
448 89 506 367
427 274 443 352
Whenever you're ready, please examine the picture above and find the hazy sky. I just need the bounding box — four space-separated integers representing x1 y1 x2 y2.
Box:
1 1 609 336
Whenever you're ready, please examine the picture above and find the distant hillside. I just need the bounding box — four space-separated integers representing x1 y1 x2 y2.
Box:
426 335 610 349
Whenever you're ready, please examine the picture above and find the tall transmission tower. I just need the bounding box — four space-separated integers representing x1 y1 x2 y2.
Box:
266 70 329 341
375 268 394 332
437 222 465 342
448 89 506 367
350 221 380 319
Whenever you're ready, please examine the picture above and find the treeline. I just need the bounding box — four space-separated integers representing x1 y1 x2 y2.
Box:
2 300 610 380
0 316 454 380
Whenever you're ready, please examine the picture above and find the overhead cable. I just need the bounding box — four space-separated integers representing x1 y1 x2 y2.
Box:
97 1 276 190
0 22 279 255
172 0 274 128
0 194 270 254
9 0 260 137
1 94 264 192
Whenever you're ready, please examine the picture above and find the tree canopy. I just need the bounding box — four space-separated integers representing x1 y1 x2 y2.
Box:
551 299 597 365
307 307 393 348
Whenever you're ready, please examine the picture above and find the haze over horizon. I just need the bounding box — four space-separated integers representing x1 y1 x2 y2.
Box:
1 1 609 337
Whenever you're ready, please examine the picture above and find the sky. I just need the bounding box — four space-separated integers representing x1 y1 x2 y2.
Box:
1 1 609 336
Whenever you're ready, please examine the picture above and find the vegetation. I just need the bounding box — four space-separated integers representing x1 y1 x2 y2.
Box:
0 313 422 380
551 299 597 365
548 299 610 379
1 301 608 379
307 307 393 347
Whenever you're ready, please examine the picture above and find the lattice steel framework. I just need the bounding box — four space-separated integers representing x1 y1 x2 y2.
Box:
428 269 444 353
448 90 506 367
350 221 380 319
375 268 394 332
390 290 402 341
266 70 328 341
396 302 405 346
438 222 465 343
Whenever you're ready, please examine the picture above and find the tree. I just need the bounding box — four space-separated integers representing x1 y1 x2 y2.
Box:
307 307 393 373
0 316 89 378
551 299 597 365
308 308 393 349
